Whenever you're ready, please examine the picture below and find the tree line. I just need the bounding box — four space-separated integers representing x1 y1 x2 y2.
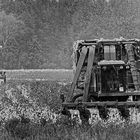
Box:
0 0 140 69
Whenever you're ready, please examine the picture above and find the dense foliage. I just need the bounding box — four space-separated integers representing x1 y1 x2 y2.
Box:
0 0 140 69
0 80 139 139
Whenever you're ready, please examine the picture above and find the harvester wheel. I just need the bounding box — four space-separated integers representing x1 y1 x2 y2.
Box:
71 93 83 103
72 94 97 102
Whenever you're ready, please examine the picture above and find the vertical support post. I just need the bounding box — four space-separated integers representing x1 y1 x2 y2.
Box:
126 44 139 91
99 66 102 94
83 46 96 102
69 47 88 102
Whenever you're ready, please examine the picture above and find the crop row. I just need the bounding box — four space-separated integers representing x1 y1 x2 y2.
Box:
0 80 140 139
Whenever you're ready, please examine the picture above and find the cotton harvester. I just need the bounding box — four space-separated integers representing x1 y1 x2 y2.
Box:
60 38 140 123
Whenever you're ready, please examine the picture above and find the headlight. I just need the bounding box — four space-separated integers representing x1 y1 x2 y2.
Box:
120 66 123 69
126 65 130 69
119 84 124 92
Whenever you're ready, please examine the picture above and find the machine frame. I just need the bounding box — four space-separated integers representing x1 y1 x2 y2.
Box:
61 38 140 121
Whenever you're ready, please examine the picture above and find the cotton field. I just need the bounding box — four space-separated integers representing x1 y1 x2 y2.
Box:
0 81 139 139
0 81 140 126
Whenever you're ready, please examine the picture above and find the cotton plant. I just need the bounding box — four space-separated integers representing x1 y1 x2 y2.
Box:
1 82 140 127
0 105 16 121
0 84 48 122
16 84 30 99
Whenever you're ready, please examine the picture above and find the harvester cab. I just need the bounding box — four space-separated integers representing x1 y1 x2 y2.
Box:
61 38 140 122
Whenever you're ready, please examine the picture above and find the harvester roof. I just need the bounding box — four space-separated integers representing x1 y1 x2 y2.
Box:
98 60 125 65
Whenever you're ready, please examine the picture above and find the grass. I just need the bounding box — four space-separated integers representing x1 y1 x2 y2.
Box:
1 119 140 140
0 79 140 139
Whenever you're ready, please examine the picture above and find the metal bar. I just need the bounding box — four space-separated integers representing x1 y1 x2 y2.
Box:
81 41 138 46
98 91 140 97
126 44 139 90
101 41 137 44
82 46 96 102
69 47 88 101
81 43 97 46
84 39 139 43
84 40 97 43
62 101 140 108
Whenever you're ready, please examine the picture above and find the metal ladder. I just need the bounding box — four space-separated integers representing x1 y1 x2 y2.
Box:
126 44 139 91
